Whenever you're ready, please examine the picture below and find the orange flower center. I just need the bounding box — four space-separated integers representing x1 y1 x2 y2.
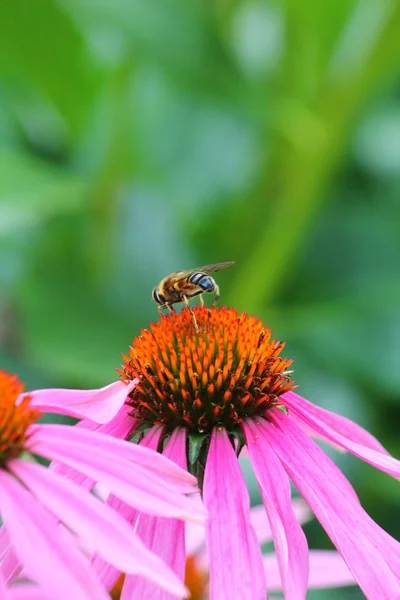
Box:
119 307 295 435
185 556 208 600
0 371 39 466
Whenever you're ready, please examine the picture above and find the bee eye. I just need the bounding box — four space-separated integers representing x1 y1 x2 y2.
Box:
152 288 161 304
152 288 166 305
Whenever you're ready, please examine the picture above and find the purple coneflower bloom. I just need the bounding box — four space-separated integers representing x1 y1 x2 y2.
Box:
0 370 206 600
27 307 400 600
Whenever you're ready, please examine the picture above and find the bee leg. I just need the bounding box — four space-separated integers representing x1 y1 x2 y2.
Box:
212 284 220 307
158 304 175 317
183 295 199 332
199 294 204 308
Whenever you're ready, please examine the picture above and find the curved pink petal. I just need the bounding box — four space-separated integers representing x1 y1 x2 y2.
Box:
0 570 6 596
259 411 400 600
289 414 346 452
283 391 389 454
243 420 309 600
301 551 356 589
9 460 187 598
121 429 189 600
0 527 9 558
7 587 52 600
263 550 356 591
90 426 163 590
31 424 196 493
0 470 110 600
91 493 138 591
248 499 312 547
0 548 22 586
185 496 206 556
49 405 137 494
30 426 206 523
285 398 400 478
24 380 136 423
203 428 266 600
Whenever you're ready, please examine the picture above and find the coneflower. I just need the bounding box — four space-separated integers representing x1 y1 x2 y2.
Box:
27 306 400 600
0 370 206 600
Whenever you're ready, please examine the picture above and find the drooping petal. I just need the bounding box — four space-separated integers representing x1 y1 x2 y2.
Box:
121 429 189 600
185 496 206 556
90 426 163 591
249 499 312 546
258 411 400 600
30 426 206 523
285 397 400 477
9 460 187 599
243 420 309 600
283 391 389 453
203 427 266 600
0 524 22 585
0 527 9 559
31 424 196 492
6 586 52 600
0 569 6 596
263 550 356 591
0 547 22 585
24 380 136 423
49 404 137 494
91 493 137 591
0 470 110 600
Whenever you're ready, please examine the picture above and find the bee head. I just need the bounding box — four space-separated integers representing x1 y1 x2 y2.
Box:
152 287 166 305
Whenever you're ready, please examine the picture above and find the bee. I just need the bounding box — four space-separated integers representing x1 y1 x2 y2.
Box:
152 261 235 330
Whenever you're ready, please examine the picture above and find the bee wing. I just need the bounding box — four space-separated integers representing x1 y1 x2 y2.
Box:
196 261 235 275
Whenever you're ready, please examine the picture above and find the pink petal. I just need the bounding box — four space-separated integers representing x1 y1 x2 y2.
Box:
285 396 400 477
185 496 207 556
90 493 137 591
0 569 7 596
31 426 206 523
0 527 9 558
90 427 163 590
0 526 22 585
0 549 22 586
121 429 189 600
9 460 187 598
31 424 196 493
49 405 137 494
203 427 266 600
263 550 356 591
243 420 309 600
0 469 110 600
24 380 136 423
7 587 52 600
248 499 312 547
283 391 389 453
260 411 400 600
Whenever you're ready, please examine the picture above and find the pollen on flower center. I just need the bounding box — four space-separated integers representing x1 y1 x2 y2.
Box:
0 371 39 466
119 306 295 435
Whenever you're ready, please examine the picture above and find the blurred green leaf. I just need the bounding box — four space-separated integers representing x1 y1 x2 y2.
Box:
17 264 133 386
0 0 100 132
0 149 89 235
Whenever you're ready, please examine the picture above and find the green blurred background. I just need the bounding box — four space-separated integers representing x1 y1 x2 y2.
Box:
1 1 400 597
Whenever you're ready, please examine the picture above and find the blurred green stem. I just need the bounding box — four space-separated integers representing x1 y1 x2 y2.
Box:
86 61 133 285
228 2 400 314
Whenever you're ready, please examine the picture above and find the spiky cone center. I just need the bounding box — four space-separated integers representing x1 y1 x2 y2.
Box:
0 371 39 466
119 306 295 435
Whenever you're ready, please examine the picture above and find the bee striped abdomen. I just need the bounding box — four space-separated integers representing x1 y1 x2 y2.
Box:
189 273 215 292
